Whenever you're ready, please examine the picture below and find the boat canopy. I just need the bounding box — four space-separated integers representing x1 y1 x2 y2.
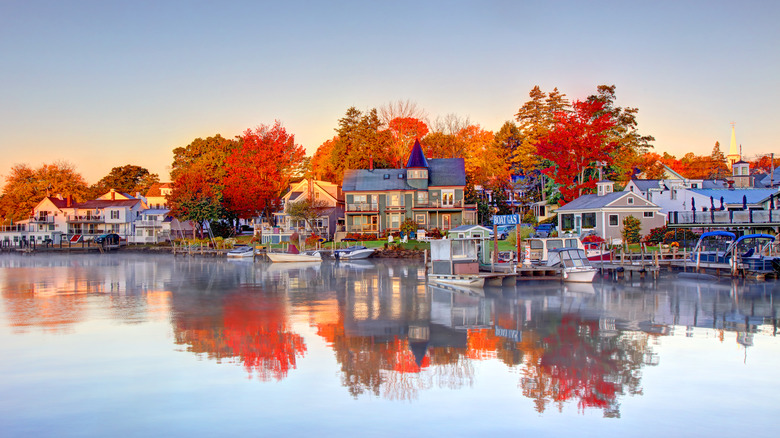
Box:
546 248 589 268
700 231 737 239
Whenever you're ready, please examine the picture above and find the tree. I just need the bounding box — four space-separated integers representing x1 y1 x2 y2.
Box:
515 86 570 174
89 164 159 198
168 134 238 226
386 117 429 167
710 142 729 178
223 121 306 221
378 99 427 128
285 197 330 234
422 131 465 159
621 215 641 244
585 85 655 183
0 161 88 222
536 100 618 204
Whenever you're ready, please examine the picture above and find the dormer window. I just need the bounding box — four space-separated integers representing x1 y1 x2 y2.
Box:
627 197 634 205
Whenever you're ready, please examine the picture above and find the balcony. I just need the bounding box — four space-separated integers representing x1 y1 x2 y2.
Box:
67 215 104 223
414 200 476 209
29 216 55 223
668 210 780 227
347 224 379 233
347 203 378 212
135 220 164 228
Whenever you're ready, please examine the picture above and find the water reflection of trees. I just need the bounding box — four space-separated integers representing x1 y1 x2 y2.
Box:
173 290 306 382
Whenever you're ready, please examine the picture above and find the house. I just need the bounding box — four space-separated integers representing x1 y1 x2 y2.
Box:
446 224 492 240
341 140 477 235
555 181 666 243
62 194 146 241
273 179 344 239
144 183 173 209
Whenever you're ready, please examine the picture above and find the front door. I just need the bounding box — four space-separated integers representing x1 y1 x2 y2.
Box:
575 215 581 234
442 214 451 231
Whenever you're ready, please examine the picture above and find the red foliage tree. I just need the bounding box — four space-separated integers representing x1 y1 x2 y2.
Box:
386 117 429 167
537 100 618 204
223 122 306 220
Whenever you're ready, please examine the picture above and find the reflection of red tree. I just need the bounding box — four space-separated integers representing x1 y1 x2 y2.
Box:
467 329 500 360
539 316 619 413
222 294 307 381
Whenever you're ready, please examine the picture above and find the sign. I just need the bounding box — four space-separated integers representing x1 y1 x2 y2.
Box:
492 214 520 226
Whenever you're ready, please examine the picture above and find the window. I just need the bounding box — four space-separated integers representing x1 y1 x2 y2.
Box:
561 214 574 230
627 197 634 205
609 214 619 226
389 213 401 229
416 191 428 206
315 192 320 199
582 213 596 228
388 194 402 207
415 213 426 225
110 210 119 219
441 190 454 206
644 211 653 218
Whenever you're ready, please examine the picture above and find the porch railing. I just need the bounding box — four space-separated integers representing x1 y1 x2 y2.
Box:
668 210 780 226
347 203 378 212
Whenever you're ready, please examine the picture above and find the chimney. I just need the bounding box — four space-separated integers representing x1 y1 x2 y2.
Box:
111 189 115 200
66 194 72 207
369 157 374 171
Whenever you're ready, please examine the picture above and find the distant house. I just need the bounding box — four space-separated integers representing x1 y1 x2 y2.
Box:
144 183 173 209
341 140 477 235
273 179 344 239
556 181 665 243
446 224 492 240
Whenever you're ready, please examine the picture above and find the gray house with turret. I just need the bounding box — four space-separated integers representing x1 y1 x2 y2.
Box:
341 140 477 235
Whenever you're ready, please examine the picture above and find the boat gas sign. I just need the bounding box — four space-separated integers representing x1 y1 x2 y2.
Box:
492 214 520 225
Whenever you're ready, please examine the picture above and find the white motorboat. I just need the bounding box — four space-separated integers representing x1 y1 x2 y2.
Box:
545 248 597 283
266 251 322 263
525 236 612 263
428 274 486 288
334 245 375 260
227 245 255 258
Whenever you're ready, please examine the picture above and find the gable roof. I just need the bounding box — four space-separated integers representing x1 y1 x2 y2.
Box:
145 182 172 197
449 224 491 233
556 192 658 212
405 139 429 168
69 199 143 209
629 179 664 192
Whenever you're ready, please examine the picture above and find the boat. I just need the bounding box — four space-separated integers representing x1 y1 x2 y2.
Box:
227 245 255 258
334 245 375 260
428 274 486 288
690 231 737 264
725 233 778 273
545 248 598 283
525 236 611 263
266 251 322 263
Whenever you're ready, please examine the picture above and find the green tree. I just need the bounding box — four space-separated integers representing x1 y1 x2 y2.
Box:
586 85 655 183
621 215 641 244
285 197 330 234
515 86 570 174
89 164 159 198
0 161 89 222
493 121 522 173
709 141 729 178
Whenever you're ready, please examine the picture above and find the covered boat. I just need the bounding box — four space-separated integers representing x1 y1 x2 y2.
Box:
545 248 598 283
690 231 737 264
725 234 778 273
334 245 375 260
227 245 255 258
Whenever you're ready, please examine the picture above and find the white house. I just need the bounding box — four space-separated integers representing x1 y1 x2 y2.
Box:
555 181 666 244
273 179 344 239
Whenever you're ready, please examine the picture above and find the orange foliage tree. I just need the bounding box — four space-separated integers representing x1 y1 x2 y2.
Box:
223 122 306 220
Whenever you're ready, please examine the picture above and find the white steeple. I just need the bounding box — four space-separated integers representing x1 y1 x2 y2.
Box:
726 123 740 170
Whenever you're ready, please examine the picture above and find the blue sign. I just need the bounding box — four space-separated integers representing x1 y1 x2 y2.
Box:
492 214 520 226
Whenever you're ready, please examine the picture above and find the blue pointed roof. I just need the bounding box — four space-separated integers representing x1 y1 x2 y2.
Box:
405 139 429 168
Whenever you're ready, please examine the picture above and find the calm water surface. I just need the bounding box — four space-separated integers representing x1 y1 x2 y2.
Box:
1 254 778 437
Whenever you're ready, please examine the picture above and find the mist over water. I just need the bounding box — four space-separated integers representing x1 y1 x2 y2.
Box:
1 254 778 436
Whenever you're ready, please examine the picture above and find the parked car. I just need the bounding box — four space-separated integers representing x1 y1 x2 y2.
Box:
535 224 555 238
94 233 120 245
496 225 516 240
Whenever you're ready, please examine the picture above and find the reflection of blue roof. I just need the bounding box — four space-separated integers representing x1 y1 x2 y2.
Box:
690 188 776 204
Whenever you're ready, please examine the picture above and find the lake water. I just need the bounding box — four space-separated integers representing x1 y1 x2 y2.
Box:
1 253 778 437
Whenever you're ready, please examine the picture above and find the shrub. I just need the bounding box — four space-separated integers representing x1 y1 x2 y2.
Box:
428 228 443 239
621 216 641 244
400 218 417 237
643 226 669 244
582 234 605 244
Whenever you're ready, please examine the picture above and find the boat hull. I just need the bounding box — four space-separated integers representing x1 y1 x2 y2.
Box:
267 252 322 263
562 267 597 283
337 249 375 260
428 274 486 288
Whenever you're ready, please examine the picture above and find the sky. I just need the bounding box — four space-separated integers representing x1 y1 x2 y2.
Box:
1 0 778 184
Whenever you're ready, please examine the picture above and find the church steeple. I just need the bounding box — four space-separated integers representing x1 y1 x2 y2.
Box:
726 123 740 170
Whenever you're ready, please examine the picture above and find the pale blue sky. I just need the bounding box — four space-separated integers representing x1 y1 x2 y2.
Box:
1 0 778 183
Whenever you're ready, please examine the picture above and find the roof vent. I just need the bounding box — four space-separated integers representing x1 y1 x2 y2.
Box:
384 174 390 180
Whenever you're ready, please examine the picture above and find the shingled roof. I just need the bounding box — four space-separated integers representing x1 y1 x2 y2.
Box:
405 139 429 168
